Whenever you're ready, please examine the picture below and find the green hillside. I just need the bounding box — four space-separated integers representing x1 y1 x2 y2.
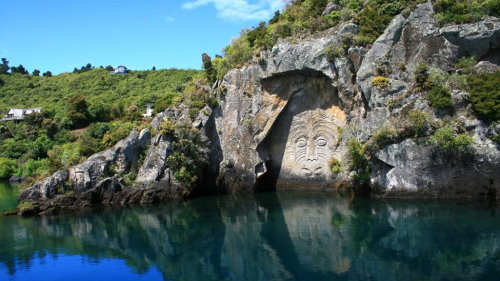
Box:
0 68 207 182
0 68 201 117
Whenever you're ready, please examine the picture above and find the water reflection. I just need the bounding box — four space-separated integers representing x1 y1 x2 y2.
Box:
0 181 19 212
1 192 500 281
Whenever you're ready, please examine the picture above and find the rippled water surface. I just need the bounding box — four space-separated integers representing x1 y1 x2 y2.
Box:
1 184 500 281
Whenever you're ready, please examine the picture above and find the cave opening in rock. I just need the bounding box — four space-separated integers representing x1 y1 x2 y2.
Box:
256 70 346 191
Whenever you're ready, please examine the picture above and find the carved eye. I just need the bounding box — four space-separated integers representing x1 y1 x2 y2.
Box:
302 168 312 176
317 137 327 146
296 138 307 148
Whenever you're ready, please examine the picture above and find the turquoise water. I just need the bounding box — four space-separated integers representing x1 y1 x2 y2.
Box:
1 184 500 281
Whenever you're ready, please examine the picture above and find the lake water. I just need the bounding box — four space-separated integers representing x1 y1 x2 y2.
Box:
1 182 500 281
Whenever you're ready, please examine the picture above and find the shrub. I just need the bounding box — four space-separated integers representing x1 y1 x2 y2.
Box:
433 0 500 25
17 159 50 177
101 122 135 148
160 119 175 135
466 71 500 121
347 139 371 185
414 62 429 88
371 125 397 145
47 143 85 170
430 126 473 155
324 45 343 62
455 56 477 74
166 123 208 188
406 110 429 138
0 158 16 179
328 157 343 173
371 76 390 88
428 84 453 109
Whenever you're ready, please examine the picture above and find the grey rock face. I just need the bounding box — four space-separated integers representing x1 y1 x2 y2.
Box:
20 129 152 203
214 1 500 199
440 17 500 59
474 61 500 73
136 134 173 184
20 170 69 201
17 101 218 215
68 129 151 193
322 2 340 16
374 139 500 198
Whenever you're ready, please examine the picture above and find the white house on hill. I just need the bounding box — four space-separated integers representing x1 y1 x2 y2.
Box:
143 103 154 118
113 66 128 74
1 107 42 122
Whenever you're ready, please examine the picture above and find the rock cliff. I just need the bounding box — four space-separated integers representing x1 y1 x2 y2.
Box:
14 2 500 215
214 2 500 198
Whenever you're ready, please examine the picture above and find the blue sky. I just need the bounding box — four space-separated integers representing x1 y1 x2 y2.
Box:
0 0 284 74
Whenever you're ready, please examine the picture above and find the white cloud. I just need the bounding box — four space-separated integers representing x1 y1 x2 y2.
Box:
165 16 175 22
182 0 284 21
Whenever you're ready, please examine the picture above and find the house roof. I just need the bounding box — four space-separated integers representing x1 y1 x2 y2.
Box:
8 109 25 119
2 107 42 121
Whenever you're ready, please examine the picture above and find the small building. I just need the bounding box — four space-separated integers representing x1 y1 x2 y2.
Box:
0 107 42 122
143 103 154 118
113 66 128 74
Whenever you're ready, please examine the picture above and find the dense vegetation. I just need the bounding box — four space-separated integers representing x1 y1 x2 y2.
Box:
466 71 500 121
0 62 205 181
202 0 425 82
433 0 500 24
201 0 498 83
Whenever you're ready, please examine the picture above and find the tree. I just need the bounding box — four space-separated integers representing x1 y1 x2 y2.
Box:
11 64 28 74
0 58 9 74
152 66 156 71
42 71 52 77
105 65 114 71
32 69 40 76
269 10 281 24
66 94 90 128
84 63 93 71
201 53 216 84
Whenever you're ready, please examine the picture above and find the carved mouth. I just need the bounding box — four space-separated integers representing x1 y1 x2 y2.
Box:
301 167 323 177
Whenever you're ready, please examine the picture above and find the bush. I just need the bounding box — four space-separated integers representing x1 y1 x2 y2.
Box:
455 56 477 74
166 123 208 188
328 157 343 173
160 119 175 135
101 122 135 148
17 159 50 177
0 158 16 179
406 110 429 138
466 71 500 121
428 84 453 109
430 126 473 155
47 143 85 170
371 76 390 88
371 125 397 145
433 0 500 25
324 45 343 62
414 62 429 88
347 139 371 185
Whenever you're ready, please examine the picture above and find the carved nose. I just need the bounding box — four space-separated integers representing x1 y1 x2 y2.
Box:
306 140 317 161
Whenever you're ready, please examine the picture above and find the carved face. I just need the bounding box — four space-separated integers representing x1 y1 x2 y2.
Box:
286 110 337 179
